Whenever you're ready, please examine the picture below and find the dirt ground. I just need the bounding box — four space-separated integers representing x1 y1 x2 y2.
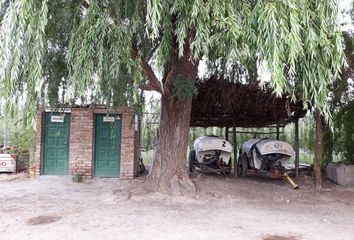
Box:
0 172 353 240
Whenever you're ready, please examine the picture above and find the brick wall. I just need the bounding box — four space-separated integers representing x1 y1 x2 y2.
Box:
35 106 140 179
69 107 94 178
34 111 43 176
121 110 137 179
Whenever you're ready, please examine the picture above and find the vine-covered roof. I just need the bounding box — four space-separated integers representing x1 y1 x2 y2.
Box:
190 77 307 128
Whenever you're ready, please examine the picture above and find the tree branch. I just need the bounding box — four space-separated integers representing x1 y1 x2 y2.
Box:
139 83 159 92
140 59 164 94
132 47 171 96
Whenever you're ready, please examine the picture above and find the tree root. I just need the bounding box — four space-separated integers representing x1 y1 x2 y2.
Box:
144 170 196 196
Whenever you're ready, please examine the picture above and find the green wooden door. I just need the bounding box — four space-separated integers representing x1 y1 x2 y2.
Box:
94 114 121 177
43 113 70 175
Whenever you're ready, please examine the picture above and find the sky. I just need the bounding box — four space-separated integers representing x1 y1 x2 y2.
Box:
340 0 354 32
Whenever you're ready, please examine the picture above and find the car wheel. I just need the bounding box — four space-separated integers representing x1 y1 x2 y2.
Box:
237 154 248 178
188 149 196 172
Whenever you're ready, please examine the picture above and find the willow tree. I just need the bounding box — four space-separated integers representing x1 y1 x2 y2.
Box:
0 0 345 194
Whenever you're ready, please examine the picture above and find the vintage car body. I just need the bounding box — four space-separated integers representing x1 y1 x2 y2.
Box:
189 136 233 175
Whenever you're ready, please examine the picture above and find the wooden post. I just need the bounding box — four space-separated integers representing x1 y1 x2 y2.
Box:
225 126 229 141
314 110 323 190
233 125 237 176
294 119 300 178
276 124 280 140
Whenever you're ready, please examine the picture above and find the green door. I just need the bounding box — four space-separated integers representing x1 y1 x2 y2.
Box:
43 113 70 175
94 114 121 177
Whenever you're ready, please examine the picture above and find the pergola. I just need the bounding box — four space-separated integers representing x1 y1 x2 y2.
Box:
190 77 308 177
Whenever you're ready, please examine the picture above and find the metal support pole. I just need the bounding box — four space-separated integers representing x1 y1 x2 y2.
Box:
4 127 9 147
3 126 8 153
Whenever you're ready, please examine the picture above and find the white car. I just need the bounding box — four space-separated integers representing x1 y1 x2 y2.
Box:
0 154 16 173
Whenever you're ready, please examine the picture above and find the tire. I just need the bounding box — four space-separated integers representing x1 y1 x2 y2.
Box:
237 154 248 178
188 149 196 172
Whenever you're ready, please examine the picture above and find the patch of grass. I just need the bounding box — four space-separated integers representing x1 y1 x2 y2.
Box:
72 173 82 183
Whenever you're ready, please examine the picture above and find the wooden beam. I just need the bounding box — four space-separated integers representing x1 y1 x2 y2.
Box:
294 119 300 178
225 126 229 141
230 131 283 135
146 122 159 125
233 125 237 176
276 124 280 140
314 110 323 190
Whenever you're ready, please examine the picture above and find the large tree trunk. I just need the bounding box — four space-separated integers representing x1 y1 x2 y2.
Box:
145 55 199 196
314 109 323 190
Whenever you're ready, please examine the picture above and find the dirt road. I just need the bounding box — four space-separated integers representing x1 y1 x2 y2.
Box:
0 173 353 240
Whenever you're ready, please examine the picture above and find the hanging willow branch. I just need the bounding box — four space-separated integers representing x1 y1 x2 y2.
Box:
0 0 48 124
0 0 346 124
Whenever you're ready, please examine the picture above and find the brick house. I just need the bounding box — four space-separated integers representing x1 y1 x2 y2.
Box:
34 105 141 179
